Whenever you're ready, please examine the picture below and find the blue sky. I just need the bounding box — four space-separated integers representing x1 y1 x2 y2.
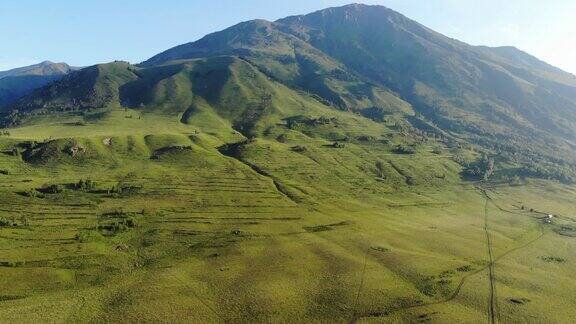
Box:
1 0 575 73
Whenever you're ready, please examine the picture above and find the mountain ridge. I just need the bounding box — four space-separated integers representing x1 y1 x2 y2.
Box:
2 3 576 183
0 61 76 108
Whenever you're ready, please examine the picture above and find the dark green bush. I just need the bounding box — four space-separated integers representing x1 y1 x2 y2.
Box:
291 145 307 153
75 179 97 191
393 144 416 154
0 218 14 227
331 142 345 148
42 184 64 194
22 189 43 198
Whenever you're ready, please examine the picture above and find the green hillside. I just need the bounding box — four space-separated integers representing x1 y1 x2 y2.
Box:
276 5 576 179
143 19 413 116
143 4 576 183
0 3 575 323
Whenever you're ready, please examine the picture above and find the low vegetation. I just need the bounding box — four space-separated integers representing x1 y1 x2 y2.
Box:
0 3 575 323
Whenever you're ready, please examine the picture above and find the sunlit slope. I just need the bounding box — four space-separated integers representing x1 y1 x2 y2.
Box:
139 3 576 182
0 125 575 322
143 19 413 116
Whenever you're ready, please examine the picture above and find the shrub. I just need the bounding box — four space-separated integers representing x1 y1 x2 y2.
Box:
108 184 141 197
0 216 27 227
432 147 443 154
97 218 136 235
457 265 473 272
141 208 157 217
19 216 29 227
291 145 307 153
540 256 566 263
75 179 97 192
0 218 14 227
331 142 345 148
357 135 377 142
42 184 64 194
0 261 23 267
22 189 43 198
75 230 101 243
393 144 416 154
375 160 386 178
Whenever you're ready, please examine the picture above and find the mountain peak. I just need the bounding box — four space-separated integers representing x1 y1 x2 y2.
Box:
277 2 414 33
0 61 72 77
0 61 76 108
320 3 392 12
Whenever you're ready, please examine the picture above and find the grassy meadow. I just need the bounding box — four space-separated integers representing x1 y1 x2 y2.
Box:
0 107 574 323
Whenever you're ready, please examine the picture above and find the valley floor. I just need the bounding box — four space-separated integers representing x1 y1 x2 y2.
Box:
0 116 575 323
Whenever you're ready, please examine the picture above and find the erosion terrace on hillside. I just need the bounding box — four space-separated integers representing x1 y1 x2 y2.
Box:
0 4 575 323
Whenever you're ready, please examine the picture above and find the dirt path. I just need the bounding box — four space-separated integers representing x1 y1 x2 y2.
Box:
350 188 545 323
352 247 370 313
484 197 497 324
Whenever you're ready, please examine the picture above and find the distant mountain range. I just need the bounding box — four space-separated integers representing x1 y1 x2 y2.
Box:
2 3 576 182
0 61 76 108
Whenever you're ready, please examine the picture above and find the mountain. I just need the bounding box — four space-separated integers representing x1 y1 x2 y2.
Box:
143 19 412 117
0 61 76 108
3 5 576 322
276 5 576 140
141 3 576 182
3 3 576 182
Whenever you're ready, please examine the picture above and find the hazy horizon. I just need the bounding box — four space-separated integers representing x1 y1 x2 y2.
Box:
1 0 575 74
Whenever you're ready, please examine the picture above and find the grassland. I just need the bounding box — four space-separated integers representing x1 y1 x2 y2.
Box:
0 106 574 323
2 4 575 322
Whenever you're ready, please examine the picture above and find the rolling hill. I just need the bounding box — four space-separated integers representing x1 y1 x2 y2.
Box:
1 3 576 323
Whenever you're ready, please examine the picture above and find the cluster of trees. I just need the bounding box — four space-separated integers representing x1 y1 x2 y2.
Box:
23 179 99 197
462 155 495 181
0 110 21 128
286 115 339 130
21 184 64 197
516 164 575 184
464 129 576 184
405 102 576 184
